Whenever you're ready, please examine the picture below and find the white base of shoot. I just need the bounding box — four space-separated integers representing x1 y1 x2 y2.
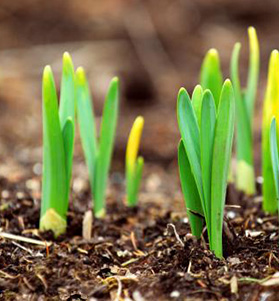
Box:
40 208 67 237
236 160 255 195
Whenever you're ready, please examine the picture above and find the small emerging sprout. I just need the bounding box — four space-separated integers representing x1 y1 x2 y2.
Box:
126 116 144 206
76 68 119 218
177 80 235 258
262 50 279 214
40 52 75 237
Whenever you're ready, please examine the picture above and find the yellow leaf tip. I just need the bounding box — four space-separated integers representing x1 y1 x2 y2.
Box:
43 65 53 85
271 49 279 57
135 116 144 127
76 66 86 82
248 26 256 33
178 87 186 95
63 51 74 67
207 48 219 59
111 76 119 88
43 65 52 74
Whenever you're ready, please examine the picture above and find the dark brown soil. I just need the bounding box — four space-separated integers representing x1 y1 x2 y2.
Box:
0 174 278 301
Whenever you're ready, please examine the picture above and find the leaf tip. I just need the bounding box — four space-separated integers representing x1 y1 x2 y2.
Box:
63 52 74 73
76 66 86 83
208 48 219 57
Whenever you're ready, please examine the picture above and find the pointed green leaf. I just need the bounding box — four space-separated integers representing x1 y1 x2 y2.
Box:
59 52 75 129
246 27 259 121
211 80 235 258
40 66 67 236
270 118 279 203
200 49 223 108
177 88 203 202
94 77 119 217
192 85 203 128
231 42 255 194
178 140 204 238
76 67 98 193
128 156 144 207
262 50 279 213
200 90 216 243
62 117 74 189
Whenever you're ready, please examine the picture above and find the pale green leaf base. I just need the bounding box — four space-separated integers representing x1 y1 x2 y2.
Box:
95 208 106 219
40 208 67 237
236 160 255 195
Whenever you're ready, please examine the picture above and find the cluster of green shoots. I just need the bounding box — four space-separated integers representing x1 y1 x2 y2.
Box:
40 27 279 258
200 27 259 195
177 80 235 258
40 53 144 237
178 27 279 257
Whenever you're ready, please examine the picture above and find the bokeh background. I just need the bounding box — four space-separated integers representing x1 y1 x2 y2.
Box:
0 0 278 190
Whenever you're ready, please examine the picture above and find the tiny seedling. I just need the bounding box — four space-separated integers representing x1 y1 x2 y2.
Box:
177 80 235 258
40 52 75 237
262 50 279 214
126 116 144 207
76 68 119 218
270 118 279 218
230 27 259 195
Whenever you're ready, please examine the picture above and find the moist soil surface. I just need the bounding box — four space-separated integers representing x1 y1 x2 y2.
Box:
0 173 279 301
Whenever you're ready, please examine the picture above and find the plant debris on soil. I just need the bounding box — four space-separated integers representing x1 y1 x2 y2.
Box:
0 172 279 301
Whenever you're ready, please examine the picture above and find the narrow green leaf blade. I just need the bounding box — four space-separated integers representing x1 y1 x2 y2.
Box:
94 77 119 217
211 80 235 258
62 117 74 189
246 27 259 121
262 50 279 213
270 118 279 202
178 140 204 238
200 49 223 108
192 85 203 128
76 67 98 194
59 52 75 129
231 42 255 194
177 88 203 203
40 66 68 237
200 90 216 242
128 156 144 207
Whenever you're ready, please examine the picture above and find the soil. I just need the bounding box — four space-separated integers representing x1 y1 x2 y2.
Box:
0 170 279 301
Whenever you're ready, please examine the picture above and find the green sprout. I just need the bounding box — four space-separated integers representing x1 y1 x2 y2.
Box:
199 48 235 183
200 48 223 108
177 80 235 258
126 116 144 207
230 27 259 195
76 68 119 218
270 118 279 219
262 50 279 214
40 52 75 237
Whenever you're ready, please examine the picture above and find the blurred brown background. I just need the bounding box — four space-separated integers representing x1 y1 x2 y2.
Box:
0 0 278 179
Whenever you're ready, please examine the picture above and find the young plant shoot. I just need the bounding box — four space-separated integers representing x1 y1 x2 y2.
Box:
76 68 119 218
177 80 235 258
40 52 75 237
126 116 144 207
199 48 236 184
262 50 279 214
270 118 279 218
230 27 259 195
200 48 223 108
